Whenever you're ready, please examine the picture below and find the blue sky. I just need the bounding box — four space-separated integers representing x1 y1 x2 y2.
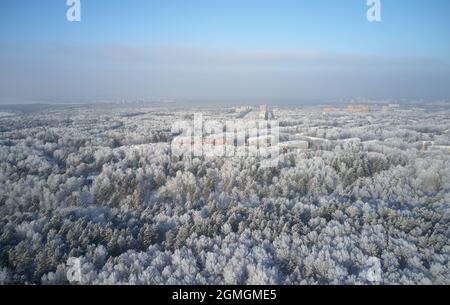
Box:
1 0 450 103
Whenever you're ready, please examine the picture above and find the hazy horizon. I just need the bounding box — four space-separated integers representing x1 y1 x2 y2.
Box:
1 0 450 103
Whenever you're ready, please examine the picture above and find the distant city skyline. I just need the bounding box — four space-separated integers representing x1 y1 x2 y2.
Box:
1 0 450 103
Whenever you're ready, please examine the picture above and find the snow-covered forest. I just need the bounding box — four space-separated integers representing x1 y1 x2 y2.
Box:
0 103 449 284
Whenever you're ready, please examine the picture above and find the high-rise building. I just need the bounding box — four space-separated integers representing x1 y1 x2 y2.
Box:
347 105 369 113
259 105 275 120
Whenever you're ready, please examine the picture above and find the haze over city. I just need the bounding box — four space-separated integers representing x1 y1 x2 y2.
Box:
1 0 450 104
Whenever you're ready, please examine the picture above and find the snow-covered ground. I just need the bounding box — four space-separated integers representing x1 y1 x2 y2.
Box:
0 103 448 284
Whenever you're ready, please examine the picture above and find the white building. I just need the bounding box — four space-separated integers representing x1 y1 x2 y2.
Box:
247 134 277 147
235 106 252 113
280 140 309 153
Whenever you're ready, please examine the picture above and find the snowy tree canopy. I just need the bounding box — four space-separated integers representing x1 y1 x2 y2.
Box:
0 103 449 285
